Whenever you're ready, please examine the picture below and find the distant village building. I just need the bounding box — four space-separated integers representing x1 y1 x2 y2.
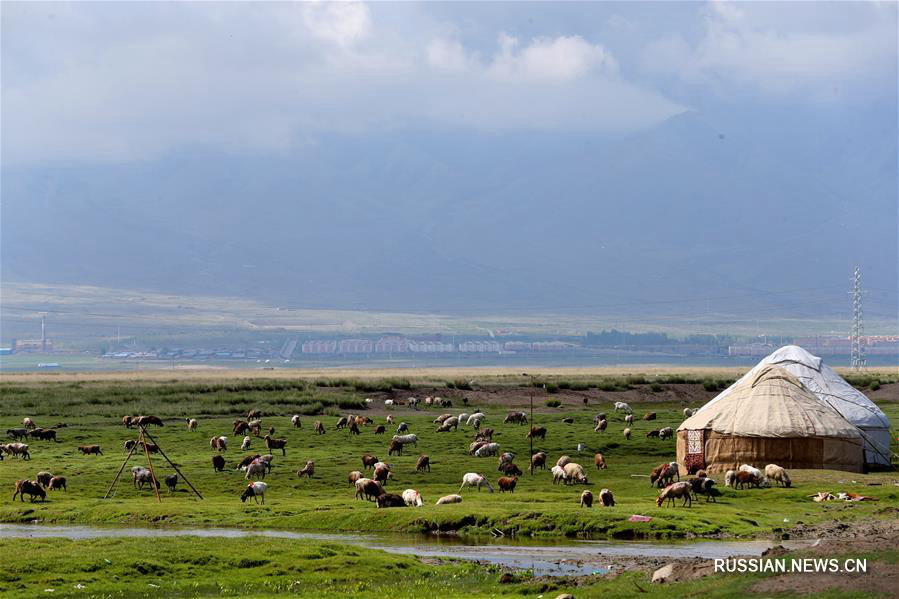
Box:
374 336 408 353
301 340 338 354
338 339 373 353
458 341 501 353
408 341 454 353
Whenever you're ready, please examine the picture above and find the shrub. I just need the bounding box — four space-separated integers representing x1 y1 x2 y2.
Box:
702 380 718 392
870 380 881 391
545 399 561 408
557 381 571 390
650 382 663 393
544 383 559 394
453 380 473 391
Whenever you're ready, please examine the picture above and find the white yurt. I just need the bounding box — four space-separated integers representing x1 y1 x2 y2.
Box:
695 345 892 466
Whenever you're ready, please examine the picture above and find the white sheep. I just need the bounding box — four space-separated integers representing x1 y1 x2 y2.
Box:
392 433 418 447
384 400 394 408
724 470 736 487
186 418 198 431
738 464 768 485
291 415 302 428
245 460 267 480
436 494 462 505
551 465 568 485
241 436 252 451
563 462 588 484
764 464 792 488
402 489 423 507
613 402 632 414
623 428 632 440
658 427 673 440
459 473 493 493
624 414 634 425
466 413 486 427
386 415 394 424
457 413 469 424
474 442 499 457
240 481 267 504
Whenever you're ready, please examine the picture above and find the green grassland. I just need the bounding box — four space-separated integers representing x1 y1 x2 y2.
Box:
0 378 896 539
1 536 895 598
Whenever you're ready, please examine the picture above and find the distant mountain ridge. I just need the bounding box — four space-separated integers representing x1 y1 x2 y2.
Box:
3 107 896 321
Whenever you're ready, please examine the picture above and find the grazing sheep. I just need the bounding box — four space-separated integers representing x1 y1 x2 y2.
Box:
613 402 632 413
439 398 452 408
683 408 695 418
528 426 547 440
376 493 406 508
459 473 493 493
734 470 762 490
374 425 386 435
23 417 36 429
475 442 500 458
551 465 568 485
165 474 178 492
241 481 268 504
233 420 250 435
408 397 420 410
594 453 607 470
335 417 348 430
13 480 45 502
296 460 315 479
348 471 363 486
392 433 418 447
132 468 159 490
247 420 263 436
624 414 634 425
437 416 459 432
688 477 718 502
245 460 268 480
388 439 404 456
466 413 486 427
530 452 547 472
650 462 676 488
658 427 673 441
314 421 326 435
186 418 198 431
433 413 452 424
29 428 58 442
739 464 765 479
563 463 588 485
6 428 28 441
504 412 528 425
594 419 607 433
212 455 226 472
562 418 574 424
724 470 736 487
48 476 67 492
497 452 515 465
124 439 138 452
348 420 361 435
264 435 287 456
646 430 660 438
241 436 252 451
122 416 134 428
385 415 394 424
77 445 101 455
593 413 607 426
599 488 615 507
623 428 632 440
555 455 571 468
3 443 30 459
402 489 423 507
415 455 430 472
355 478 383 501
289 414 302 429
36 471 54 487
436 494 462 505
765 464 792 488
374 464 393 485
237 454 261 471
643 412 657 421
580 490 593 507
499 462 522 476
657 481 692 507
136 415 164 427
396 422 409 434
498 476 517 493
210 436 228 452
362 454 379 470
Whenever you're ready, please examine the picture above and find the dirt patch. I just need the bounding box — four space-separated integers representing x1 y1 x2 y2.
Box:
787 515 899 553
751 562 899 596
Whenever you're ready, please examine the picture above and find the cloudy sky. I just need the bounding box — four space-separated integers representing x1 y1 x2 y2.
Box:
3 1 896 165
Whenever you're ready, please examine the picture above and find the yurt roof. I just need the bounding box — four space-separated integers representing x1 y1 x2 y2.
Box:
678 364 863 440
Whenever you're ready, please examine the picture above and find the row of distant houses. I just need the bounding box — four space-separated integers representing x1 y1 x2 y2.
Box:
728 336 899 357
300 337 579 355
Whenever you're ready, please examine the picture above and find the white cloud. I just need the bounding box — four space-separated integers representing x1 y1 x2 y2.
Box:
301 1 372 48
426 38 474 72
488 33 617 83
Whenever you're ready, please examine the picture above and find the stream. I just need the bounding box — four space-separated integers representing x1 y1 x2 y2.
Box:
0 524 817 576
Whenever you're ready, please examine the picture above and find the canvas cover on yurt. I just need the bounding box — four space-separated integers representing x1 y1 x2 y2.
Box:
696 345 891 465
677 365 865 474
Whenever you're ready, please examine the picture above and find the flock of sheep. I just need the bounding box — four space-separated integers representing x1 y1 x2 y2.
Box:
5 397 794 513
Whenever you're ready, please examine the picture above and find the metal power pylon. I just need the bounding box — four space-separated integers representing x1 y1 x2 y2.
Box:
849 266 866 371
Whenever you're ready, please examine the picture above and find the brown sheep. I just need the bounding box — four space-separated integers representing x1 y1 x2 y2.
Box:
527 426 547 440
388 439 404 456
233 420 250 435
361 454 379 470
475 428 494 441
212 455 226 472
13 480 45 502
247 409 262 420
530 452 547 472
48 476 67 492
497 476 517 493
357 479 384 501
314 421 326 435
36 471 53 488
296 460 315 479
122 415 134 428
349 421 361 435
643 412 657 421
415 455 430 472
734 470 761 490
376 493 406 508
336 417 348 430
657 481 692 507
594 453 607 470
136 415 164 427
580 490 593 507
348 471 364 486
374 464 392 485
264 435 287 456
498 462 522 476
78 445 102 455
594 419 608 433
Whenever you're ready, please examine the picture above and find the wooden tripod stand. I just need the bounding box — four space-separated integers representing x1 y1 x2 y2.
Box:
104 425 203 501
